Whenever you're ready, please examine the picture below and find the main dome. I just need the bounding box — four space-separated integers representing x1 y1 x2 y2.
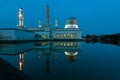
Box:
65 17 79 29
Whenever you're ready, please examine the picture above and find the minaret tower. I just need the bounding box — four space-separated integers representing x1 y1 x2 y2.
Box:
38 20 42 28
45 5 50 31
54 19 58 28
17 8 25 29
46 5 50 26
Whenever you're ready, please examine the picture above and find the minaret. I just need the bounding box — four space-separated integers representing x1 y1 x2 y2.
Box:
38 20 42 28
17 8 25 29
45 5 50 31
19 53 24 71
46 5 50 26
54 19 58 28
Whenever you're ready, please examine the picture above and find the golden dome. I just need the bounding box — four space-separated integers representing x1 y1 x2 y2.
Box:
65 17 79 29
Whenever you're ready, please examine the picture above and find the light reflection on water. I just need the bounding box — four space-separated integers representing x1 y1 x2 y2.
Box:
0 41 120 80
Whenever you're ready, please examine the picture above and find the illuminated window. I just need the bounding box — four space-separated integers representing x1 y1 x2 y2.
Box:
73 33 78 38
58 33 62 38
59 42 63 47
70 33 74 39
64 42 67 47
67 42 70 47
63 33 67 38
67 34 70 39
70 42 73 47
73 42 78 47
55 33 59 38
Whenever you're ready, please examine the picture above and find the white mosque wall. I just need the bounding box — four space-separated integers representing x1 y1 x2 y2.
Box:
51 29 82 39
0 28 35 40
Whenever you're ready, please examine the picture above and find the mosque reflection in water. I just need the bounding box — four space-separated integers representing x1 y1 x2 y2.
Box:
33 41 81 73
0 42 81 76
35 41 81 61
1 41 120 80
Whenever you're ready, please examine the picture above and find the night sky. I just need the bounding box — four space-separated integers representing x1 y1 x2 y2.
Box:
0 0 120 35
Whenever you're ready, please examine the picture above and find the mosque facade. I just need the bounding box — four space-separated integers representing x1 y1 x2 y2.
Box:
34 17 82 40
17 6 82 40
51 17 81 39
0 6 82 43
34 6 81 40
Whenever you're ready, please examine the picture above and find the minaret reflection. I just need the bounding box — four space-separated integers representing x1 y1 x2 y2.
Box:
19 53 24 71
35 41 81 74
45 49 50 74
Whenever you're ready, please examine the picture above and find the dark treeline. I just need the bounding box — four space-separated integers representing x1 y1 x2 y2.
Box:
84 33 120 46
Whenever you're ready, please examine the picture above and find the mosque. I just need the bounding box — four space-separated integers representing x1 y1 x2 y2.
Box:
19 5 82 40
0 6 82 42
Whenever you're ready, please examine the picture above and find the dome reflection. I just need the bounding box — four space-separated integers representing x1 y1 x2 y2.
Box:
65 51 78 62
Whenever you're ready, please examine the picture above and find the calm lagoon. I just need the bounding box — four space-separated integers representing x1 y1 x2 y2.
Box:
0 41 120 80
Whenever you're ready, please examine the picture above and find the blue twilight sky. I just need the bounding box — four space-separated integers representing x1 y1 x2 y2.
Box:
0 0 120 35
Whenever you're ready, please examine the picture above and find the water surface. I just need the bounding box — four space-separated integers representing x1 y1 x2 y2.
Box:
0 41 120 80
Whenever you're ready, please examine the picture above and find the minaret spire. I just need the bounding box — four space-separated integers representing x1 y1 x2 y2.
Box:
17 8 25 29
38 20 42 28
45 5 50 31
46 5 50 26
55 19 58 28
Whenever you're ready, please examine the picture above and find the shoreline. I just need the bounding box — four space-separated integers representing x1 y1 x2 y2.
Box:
0 39 85 44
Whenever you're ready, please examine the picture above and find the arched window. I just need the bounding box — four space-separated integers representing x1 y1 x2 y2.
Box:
55 42 59 47
60 33 63 39
73 42 78 47
59 42 63 47
63 33 67 38
67 42 70 47
64 42 67 47
70 42 73 47
67 34 70 39
55 33 59 38
73 33 78 38
70 33 74 39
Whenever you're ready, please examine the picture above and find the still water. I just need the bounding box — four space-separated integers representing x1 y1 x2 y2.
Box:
0 41 120 80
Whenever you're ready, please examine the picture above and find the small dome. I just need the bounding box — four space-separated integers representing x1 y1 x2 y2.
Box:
65 17 79 29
